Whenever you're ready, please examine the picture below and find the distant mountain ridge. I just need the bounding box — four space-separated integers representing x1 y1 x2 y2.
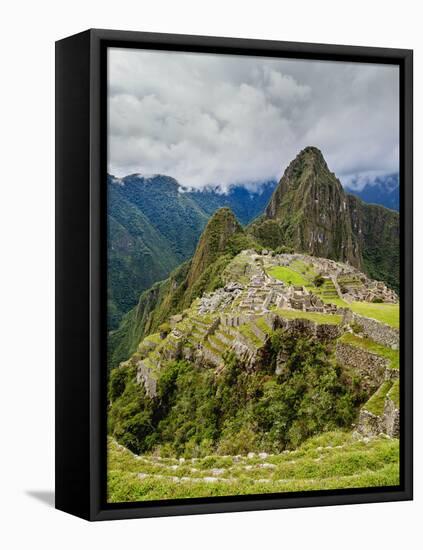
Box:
344 173 399 211
107 174 276 327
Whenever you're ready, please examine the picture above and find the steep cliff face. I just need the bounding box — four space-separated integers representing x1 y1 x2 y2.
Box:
264 146 362 267
187 208 244 288
348 195 399 293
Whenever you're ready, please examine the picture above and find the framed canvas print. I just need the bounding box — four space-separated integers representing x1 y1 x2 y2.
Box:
55 29 413 521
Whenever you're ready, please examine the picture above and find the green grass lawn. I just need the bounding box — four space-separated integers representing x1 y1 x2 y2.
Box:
350 302 399 328
339 333 399 370
267 266 310 287
107 432 399 502
365 381 393 416
275 308 342 325
289 259 317 278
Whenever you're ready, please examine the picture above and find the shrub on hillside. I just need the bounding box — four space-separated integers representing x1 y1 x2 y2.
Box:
313 275 325 287
108 335 361 456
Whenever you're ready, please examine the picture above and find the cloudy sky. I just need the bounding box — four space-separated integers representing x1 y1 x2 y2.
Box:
108 48 399 192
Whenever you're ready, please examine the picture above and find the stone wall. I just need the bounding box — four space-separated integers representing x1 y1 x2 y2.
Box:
356 394 400 438
383 397 400 438
205 317 221 337
201 346 222 368
356 409 383 437
136 361 157 398
352 313 399 349
276 317 341 342
226 326 258 354
249 320 267 342
336 342 388 393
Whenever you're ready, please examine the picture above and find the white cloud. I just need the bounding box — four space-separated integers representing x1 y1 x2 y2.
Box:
108 49 399 191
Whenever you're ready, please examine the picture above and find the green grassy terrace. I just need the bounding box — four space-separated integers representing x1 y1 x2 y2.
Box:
238 323 263 347
267 266 310 287
350 302 399 328
339 333 399 370
364 381 393 416
108 432 399 502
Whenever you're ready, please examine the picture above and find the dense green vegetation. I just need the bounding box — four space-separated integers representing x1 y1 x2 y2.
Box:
347 195 399 294
249 219 284 250
108 431 399 502
108 334 362 457
107 182 181 328
108 260 191 371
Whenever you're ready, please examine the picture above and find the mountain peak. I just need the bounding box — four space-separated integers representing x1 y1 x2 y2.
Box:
187 208 244 288
193 207 243 257
208 206 240 225
288 146 330 177
298 145 325 159
263 148 361 267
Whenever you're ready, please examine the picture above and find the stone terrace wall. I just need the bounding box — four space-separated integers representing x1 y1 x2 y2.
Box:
136 361 157 398
384 397 400 438
336 342 387 393
276 317 341 341
353 313 399 349
356 409 383 437
356 394 400 438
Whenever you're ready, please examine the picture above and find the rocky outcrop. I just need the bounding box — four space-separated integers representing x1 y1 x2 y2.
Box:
357 398 400 439
187 208 244 288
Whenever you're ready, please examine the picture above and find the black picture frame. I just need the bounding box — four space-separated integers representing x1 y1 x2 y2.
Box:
55 28 413 521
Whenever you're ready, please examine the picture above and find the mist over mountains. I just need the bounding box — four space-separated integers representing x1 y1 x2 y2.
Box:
344 173 399 211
